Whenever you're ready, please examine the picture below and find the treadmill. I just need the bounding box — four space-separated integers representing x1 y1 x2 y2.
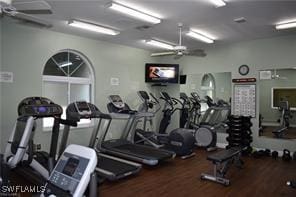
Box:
59 101 142 181
99 95 175 166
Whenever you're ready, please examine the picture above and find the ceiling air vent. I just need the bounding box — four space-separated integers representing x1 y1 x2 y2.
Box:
135 25 152 31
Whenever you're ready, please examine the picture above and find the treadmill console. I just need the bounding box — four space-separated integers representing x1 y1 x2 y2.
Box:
109 95 125 109
74 101 92 116
43 144 97 197
18 97 63 117
66 101 102 121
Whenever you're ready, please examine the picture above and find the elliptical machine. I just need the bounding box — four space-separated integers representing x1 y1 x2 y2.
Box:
4 97 76 185
180 93 230 151
179 92 191 128
155 92 195 159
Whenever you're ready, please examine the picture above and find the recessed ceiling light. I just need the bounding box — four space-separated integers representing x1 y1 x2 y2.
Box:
209 0 226 7
275 20 296 30
108 2 161 24
186 30 215 44
68 20 120 35
144 39 174 50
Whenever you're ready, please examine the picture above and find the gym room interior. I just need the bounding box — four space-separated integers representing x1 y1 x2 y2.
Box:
0 0 296 196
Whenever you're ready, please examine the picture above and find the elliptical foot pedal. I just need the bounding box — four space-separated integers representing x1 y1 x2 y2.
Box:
181 152 196 160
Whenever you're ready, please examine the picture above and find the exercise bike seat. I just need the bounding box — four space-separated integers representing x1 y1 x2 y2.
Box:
207 147 242 163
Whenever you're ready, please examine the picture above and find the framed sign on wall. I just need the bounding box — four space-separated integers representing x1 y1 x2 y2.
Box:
233 84 256 117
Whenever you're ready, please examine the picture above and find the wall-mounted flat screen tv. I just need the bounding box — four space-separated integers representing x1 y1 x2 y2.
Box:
145 63 179 84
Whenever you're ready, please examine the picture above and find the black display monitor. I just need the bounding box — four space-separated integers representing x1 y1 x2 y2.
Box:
145 63 179 84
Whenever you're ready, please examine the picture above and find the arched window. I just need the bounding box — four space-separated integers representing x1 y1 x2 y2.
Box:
42 49 94 128
201 73 215 111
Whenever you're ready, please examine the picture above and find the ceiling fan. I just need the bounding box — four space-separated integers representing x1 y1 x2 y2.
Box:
0 0 52 27
150 23 207 59
272 69 287 80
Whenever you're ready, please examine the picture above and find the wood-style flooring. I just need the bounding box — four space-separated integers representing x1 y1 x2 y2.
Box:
8 149 296 197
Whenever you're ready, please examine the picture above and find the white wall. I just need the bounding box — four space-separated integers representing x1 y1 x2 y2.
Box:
180 72 231 102
158 34 296 151
0 19 179 153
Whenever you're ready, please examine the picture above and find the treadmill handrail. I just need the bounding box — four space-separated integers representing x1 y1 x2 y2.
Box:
109 113 132 120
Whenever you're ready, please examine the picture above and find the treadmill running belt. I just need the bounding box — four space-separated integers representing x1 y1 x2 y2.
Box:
98 156 137 175
115 144 173 160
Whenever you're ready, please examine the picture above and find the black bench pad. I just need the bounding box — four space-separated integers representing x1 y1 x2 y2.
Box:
207 147 242 163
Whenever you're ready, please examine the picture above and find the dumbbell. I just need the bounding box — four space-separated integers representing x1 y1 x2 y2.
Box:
282 149 292 161
264 149 271 157
293 152 296 161
272 151 278 159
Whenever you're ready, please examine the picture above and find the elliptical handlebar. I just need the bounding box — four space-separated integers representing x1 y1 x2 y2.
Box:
160 92 185 114
171 97 182 106
149 92 160 104
148 93 161 114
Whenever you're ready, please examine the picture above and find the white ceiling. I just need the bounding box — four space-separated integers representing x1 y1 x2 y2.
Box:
10 0 296 52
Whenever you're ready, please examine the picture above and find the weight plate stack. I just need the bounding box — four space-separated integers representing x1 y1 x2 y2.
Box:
226 115 253 150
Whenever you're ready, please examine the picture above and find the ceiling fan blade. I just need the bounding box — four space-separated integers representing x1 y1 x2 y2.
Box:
12 11 52 27
13 0 52 14
187 49 207 57
151 51 176 57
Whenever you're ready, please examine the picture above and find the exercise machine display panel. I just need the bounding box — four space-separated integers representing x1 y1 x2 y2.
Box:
43 144 97 197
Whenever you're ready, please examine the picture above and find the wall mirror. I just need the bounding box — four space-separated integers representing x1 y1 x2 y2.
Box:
180 72 231 133
259 68 296 139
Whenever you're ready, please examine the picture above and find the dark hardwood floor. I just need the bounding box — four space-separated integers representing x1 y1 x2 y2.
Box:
100 149 296 197
7 149 296 197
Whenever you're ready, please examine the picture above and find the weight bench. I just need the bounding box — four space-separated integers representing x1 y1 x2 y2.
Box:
200 147 244 186
272 126 287 138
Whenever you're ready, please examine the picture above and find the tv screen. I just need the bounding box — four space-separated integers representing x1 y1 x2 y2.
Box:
145 63 179 84
272 87 296 109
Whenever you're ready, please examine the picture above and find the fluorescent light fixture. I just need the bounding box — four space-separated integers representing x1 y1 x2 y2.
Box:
1 0 12 5
108 2 161 24
275 20 296 30
59 62 72 68
210 0 226 7
68 20 120 35
186 30 214 44
144 39 174 50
